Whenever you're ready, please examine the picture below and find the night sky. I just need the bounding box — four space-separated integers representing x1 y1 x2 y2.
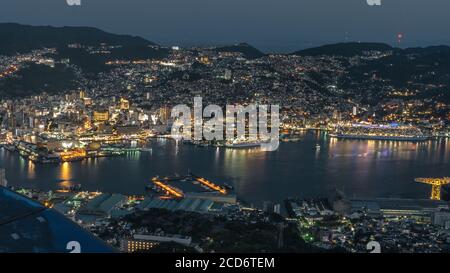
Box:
1 0 449 52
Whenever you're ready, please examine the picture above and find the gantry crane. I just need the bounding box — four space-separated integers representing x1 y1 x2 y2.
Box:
414 177 450 200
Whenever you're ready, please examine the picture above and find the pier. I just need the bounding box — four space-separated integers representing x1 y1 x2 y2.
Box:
150 173 228 198
151 178 184 198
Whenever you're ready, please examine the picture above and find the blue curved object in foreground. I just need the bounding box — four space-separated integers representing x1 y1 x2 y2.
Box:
0 186 116 253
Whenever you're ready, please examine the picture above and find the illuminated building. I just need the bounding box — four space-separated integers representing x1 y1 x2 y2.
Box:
120 98 130 110
79 90 86 99
0 132 7 144
120 234 192 252
59 149 87 162
83 97 93 106
144 76 154 84
332 110 341 121
93 110 109 122
120 239 157 253
199 56 210 65
138 113 149 122
159 106 171 124
83 117 92 130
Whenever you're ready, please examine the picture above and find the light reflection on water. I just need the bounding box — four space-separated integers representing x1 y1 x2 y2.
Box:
1 131 450 205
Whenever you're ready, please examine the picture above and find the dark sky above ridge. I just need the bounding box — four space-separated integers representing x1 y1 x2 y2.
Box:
1 0 449 52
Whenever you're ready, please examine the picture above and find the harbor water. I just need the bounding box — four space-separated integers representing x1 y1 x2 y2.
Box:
1 131 450 205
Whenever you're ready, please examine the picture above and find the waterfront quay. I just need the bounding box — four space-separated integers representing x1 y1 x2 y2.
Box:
1 132 154 164
150 172 230 199
7 180 450 253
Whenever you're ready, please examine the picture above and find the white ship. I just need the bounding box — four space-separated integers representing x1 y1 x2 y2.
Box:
225 140 262 148
331 124 431 142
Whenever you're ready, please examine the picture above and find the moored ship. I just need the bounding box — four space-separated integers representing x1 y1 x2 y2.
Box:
330 124 431 142
225 140 263 148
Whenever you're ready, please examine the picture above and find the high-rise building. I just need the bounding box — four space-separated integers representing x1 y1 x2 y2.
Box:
29 117 35 128
159 106 171 124
352 106 358 116
273 204 281 215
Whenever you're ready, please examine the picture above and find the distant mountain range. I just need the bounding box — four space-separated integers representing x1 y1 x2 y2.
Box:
3 23 450 59
1 23 450 102
291 42 394 57
214 43 265 59
0 23 155 55
0 23 267 58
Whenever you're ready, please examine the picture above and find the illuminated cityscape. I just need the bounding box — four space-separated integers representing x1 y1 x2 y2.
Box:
1 0 450 261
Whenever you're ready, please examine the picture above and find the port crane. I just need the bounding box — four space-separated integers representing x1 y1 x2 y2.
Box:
414 177 450 200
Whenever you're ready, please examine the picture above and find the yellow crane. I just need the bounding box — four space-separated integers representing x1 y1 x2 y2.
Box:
415 177 450 200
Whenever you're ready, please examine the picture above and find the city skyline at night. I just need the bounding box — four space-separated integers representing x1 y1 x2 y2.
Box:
1 0 450 260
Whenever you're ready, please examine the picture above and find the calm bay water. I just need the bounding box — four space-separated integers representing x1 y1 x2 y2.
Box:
1 131 450 205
